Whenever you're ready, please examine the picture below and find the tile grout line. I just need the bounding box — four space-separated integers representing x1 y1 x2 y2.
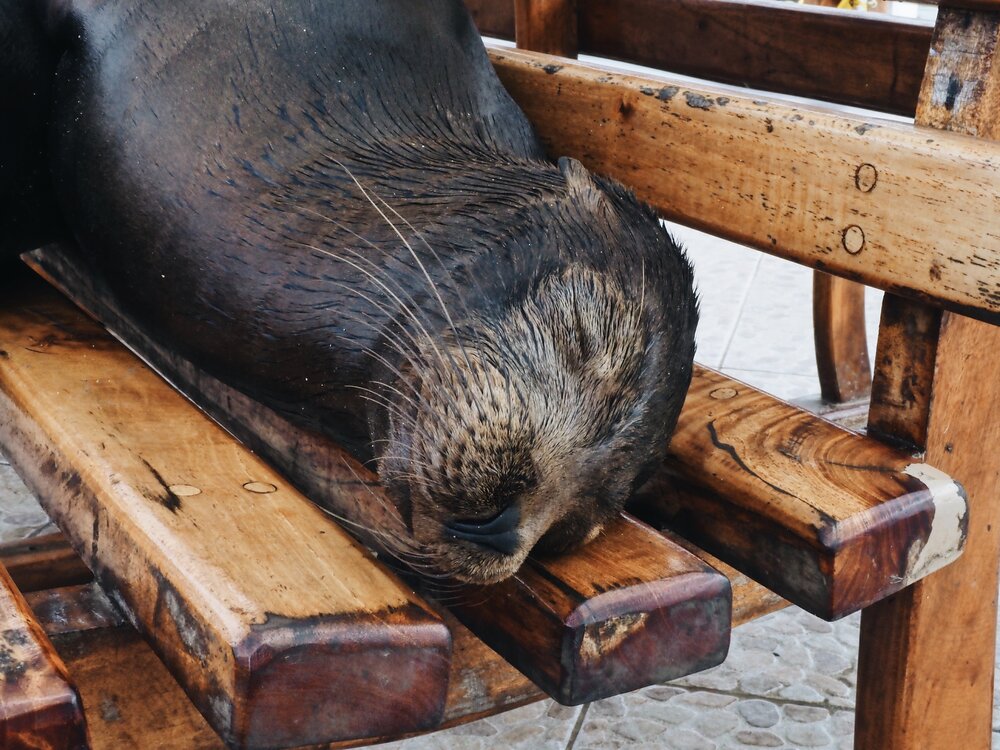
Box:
564 702 590 750
717 253 764 370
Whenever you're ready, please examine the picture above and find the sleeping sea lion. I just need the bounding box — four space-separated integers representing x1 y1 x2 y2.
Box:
0 0 698 583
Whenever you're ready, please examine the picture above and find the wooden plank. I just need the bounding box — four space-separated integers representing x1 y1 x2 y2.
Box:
0 534 93 594
448 513 731 705
515 0 578 56
630 365 968 621
855 8 1000 749
464 0 515 38
466 0 931 115
488 45 1000 325
0 564 88 750
813 273 872 403
0 273 452 748
866 296 942 451
23 582 541 750
26 248 734 707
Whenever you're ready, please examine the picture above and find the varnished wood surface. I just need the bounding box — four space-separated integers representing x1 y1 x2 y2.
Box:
0 519 783 747
813 274 872 404
515 0 578 56
0 564 88 750
632 365 967 621
855 9 1000 749
488 45 1000 325
0 271 452 749
866 296 943 451
449 513 732 705
467 0 931 115
27 248 734 707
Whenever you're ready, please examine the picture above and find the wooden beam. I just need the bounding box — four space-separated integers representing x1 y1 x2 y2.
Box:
0 273 452 749
631 365 967 621
0 534 92 594
3 534 782 747
855 8 1000 748
466 0 931 115
813 273 872 403
26 247 734 707
515 0 578 57
489 45 1000 325
0 564 88 750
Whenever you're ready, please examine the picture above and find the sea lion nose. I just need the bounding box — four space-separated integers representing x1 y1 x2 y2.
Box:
444 504 521 556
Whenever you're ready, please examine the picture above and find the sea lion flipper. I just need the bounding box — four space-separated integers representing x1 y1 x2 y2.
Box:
0 0 68 259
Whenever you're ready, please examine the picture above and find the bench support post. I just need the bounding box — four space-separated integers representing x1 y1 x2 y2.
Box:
855 10 1000 747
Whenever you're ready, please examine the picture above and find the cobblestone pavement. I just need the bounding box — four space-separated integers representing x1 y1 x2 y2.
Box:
2 225 998 748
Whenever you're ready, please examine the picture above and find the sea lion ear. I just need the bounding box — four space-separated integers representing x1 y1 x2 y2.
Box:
558 157 608 211
558 157 598 192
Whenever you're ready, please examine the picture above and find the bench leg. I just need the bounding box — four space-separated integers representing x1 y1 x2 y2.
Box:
856 11 1000 747
813 272 871 403
857 311 1000 748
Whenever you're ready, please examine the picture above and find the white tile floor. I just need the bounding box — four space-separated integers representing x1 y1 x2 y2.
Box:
0 224 996 749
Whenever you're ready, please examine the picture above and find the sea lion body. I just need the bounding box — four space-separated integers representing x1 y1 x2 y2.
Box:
2 0 698 582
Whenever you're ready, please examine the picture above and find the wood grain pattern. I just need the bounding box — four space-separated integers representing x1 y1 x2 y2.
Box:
0 272 452 749
467 0 931 115
866 295 943 451
27 247 734 706
854 9 1000 748
0 526 782 745
449 514 731 705
813 273 872 404
0 564 88 750
488 45 1000 324
631 365 968 620
515 0 577 56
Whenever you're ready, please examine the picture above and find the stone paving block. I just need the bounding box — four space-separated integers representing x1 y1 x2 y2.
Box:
0 451 57 542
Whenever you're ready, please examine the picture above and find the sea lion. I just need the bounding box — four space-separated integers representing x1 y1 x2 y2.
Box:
1 0 698 584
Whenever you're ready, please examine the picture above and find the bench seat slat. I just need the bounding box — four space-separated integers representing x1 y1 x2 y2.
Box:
634 366 967 620
0 273 452 749
0 564 88 750
25 247 735 707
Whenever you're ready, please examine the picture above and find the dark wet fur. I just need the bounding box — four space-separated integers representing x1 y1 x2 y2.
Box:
2 0 698 581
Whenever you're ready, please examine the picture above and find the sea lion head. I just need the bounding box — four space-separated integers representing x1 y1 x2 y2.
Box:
377 161 697 583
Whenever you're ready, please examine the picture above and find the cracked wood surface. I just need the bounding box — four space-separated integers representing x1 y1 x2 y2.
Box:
631 365 967 621
467 0 931 115
0 564 88 750
25 248 735 708
489 45 1000 324
0 270 452 749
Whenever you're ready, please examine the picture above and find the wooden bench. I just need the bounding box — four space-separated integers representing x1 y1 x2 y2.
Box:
1 0 998 748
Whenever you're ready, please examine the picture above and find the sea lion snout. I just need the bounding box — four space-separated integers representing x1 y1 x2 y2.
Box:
379 261 695 583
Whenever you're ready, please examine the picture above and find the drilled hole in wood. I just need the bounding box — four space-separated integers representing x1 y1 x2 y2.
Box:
168 485 201 497
842 225 866 255
710 387 738 400
243 482 278 494
855 163 878 193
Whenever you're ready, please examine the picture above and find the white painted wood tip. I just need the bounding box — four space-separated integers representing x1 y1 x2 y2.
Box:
903 463 968 585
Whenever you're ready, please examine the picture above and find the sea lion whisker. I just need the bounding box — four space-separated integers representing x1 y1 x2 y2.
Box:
372 192 492 365
300 243 469 416
294 205 444 337
331 161 482 399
